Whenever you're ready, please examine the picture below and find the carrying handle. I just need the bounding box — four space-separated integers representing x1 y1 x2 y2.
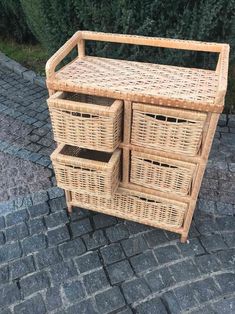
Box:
46 31 229 103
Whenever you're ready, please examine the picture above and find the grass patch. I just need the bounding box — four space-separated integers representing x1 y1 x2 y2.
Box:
0 37 48 75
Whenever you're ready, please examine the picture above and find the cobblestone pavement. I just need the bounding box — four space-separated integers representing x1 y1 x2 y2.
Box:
0 62 234 314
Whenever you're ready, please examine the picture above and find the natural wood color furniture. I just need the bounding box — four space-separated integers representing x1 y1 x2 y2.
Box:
46 31 229 242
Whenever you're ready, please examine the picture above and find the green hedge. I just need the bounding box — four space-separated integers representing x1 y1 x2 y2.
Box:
0 0 35 43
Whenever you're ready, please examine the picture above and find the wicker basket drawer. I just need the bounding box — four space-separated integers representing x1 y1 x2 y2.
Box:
130 151 196 195
131 103 207 156
48 92 123 152
70 188 187 229
51 144 121 197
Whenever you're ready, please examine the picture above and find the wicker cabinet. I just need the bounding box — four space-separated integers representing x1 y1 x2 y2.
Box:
46 31 229 242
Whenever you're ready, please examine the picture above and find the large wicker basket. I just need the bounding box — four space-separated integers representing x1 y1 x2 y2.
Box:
69 188 187 229
48 92 123 152
131 103 207 156
130 151 197 195
51 144 121 197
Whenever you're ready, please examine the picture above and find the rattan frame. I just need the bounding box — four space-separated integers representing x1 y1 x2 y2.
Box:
46 31 229 113
46 31 229 242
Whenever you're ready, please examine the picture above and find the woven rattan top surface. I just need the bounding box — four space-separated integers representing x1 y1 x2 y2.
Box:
47 56 221 112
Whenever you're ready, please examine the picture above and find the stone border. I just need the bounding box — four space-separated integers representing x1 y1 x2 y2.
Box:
0 51 46 88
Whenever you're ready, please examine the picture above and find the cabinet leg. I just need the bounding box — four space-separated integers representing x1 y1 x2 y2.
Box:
180 233 188 243
65 190 72 214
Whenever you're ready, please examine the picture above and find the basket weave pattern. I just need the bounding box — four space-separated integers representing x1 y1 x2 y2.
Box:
130 151 196 195
131 104 207 156
48 93 123 152
70 188 187 228
51 145 121 197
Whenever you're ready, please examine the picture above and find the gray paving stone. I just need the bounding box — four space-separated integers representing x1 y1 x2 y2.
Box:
189 305 215 314
117 308 133 314
70 218 93 237
0 230 5 245
216 216 235 231
145 267 176 292
177 238 205 257
0 216 5 229
49 261 78 284
31 190 49 205
45 286 63 312
126 221 151 235
190 278 220 303
63 280 86 302
154 245 182 263
135 297 168 314
59 237 86 259
70 207 90 221
216 249 235 269
95 286 125 313
6 209 29 226
1 308 12 314
49 197 67 212
162 291 181 314
216 202 234 216
200 234 227 252
173 284 198 310
5 222 29 241
67 298 98 314
48 187 64 199
93 213 117 229
84 268 110 294
27 217 46 235
106 224 129 242
45 210 68 229
22 234 47 254
0 241 22 263
215 272 235 294
0 283 20 309
27 203 49 218
35 247 62 269
195 217 219 235
14 293 46 314
121 235 148 257
197 199 216 215
122 278 151 304
47 225 70 246
75 251 102 273
82 230 107 250
20 270 50 297
107 260 134 284
130 250 158 274
0 265 9 285
101 243 125 265
168 260 200 282
144 229 168 247
194 254 221 274
10 255 35 279
222 232 235 248
213 297 235 314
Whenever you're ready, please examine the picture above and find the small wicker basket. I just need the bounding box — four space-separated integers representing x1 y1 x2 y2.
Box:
48 92 123 152
131 103 207 156
51 144 121 197
69 188 187 229
130 151 197 195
